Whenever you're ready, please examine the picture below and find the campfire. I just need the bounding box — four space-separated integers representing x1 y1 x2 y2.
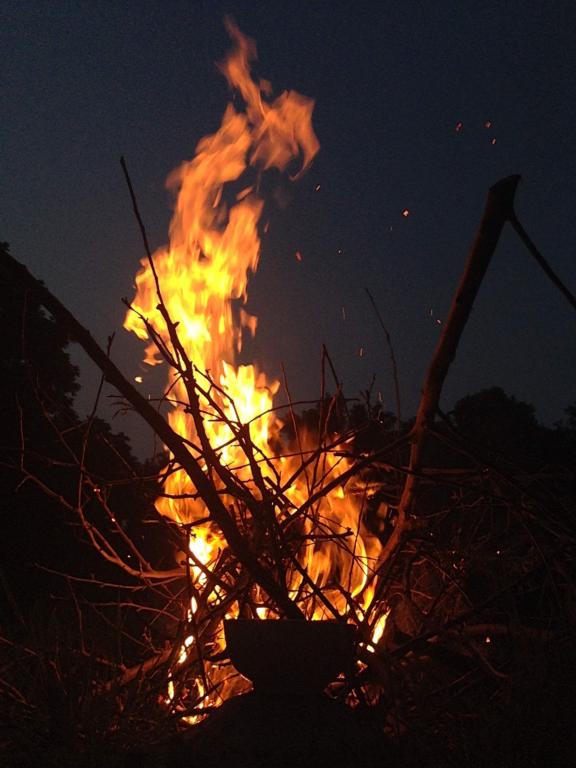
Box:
2 16 575 768
122 18 385 717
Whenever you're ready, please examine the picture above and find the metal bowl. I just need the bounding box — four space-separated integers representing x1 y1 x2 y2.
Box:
224 619 356 695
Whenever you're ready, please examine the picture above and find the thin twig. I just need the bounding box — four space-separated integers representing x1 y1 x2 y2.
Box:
509 212 576 311
365 287 402 430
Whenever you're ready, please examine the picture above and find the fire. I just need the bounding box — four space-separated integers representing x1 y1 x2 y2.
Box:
125 20 383 716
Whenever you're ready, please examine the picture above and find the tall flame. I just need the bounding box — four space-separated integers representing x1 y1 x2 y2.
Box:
125 20 382 715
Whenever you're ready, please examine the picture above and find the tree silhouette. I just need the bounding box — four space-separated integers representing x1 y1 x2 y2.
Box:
0 241 81 613
451 386 575 469
0 242 161 618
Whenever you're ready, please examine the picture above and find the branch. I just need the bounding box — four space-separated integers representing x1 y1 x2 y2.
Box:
376 174 521 570
365 287 402 429
508 212 576 312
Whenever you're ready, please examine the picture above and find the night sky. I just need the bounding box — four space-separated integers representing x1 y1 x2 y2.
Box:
2 0 575 456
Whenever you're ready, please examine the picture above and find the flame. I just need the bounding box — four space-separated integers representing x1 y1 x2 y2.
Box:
125 20 383 716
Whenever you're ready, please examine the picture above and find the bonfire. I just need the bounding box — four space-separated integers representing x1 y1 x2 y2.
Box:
1 18 575 768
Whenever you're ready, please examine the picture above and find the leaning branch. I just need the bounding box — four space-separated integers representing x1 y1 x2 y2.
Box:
376 174 521 570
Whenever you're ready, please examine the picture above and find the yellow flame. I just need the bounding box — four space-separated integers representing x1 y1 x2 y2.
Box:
125 20 382 714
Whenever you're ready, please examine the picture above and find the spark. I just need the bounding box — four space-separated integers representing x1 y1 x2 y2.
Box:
341 306 347 320
455 121 463 132
295 251 303 262
490 137 497 145
134 375 143 384
429 308 443 325
484 120 492 128
314 184 321 192
402 208 410 218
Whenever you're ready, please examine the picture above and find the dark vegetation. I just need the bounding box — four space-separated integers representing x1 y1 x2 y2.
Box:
1 235 575 768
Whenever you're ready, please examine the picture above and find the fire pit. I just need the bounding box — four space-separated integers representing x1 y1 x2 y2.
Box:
224 619 356 695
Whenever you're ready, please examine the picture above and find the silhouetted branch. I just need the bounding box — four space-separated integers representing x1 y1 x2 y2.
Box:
509 211 576 311
376 174 521 571
365 287 402 429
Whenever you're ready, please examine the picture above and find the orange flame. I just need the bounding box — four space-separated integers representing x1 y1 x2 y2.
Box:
125 20 383 716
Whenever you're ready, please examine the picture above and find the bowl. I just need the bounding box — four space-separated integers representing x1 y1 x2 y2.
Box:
224 619 356 695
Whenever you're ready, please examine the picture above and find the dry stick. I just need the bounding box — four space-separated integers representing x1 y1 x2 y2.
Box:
308 348 330 502
508 212 576 311
183 553 210 700
321 343 349 427
0 252 304 620
281 363 313 498
77 336 159 571
374 175 521 574
120 157 160 299
365 287 402 430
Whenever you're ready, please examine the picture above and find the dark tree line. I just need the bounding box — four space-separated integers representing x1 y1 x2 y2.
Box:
0 242 164 619
0 243 181 763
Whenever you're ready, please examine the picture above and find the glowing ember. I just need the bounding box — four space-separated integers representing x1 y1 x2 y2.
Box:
125 20 384 716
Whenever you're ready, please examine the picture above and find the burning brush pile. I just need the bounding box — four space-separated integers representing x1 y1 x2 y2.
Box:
1 19 576 768
120 17 387 718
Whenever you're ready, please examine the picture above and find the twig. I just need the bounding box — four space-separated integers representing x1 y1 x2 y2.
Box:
509 212 576 311
365 287 402 430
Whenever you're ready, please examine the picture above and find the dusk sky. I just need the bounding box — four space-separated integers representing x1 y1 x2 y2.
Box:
2 0 575 455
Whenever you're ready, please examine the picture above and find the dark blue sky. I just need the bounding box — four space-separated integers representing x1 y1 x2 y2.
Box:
2 0 575 454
